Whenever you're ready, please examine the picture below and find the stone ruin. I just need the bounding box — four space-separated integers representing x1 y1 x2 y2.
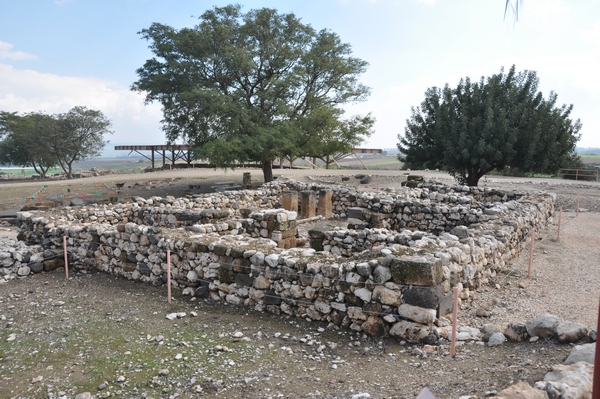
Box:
5 176 555 342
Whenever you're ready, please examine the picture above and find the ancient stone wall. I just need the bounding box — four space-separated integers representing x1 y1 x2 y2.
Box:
13 181 554 342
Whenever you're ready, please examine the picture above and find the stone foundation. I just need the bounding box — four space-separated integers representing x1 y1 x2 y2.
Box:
12 178 555 341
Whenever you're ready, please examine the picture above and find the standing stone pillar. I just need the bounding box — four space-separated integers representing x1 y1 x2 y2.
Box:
281 191 298 212
317 189 333 219
242 172 252 189
300 191 316 219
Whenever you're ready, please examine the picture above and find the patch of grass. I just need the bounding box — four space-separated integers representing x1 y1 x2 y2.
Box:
366 160 403 167
0 167 63 177
529 173 556 178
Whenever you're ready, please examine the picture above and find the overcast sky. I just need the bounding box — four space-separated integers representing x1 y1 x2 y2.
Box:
1 0 599 156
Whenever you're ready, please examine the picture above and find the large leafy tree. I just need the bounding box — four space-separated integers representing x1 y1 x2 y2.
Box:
0 107 112 179
131 4 372 182
52 106 112 178
299 108 375 169
398 66 581 186
0 111 59 178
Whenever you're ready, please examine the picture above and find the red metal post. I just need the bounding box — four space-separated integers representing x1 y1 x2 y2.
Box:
450 286 460 357
63 236 69 280
528 229 535 278
593 296 600 399
557 206 563 240
167 249 172 304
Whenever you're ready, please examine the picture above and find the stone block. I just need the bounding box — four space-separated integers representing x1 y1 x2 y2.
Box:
372 286 402 307
398 303 436 324
218 267 235 284
407 175 424 182
309 239 323 252
347 219 369 230
402 285 444 309
263 289 282 305
389 320 431 343
390 255 443 287
317 189 333 219
300 191 316 219
565 343 595 365
235 273 253 287
347 207 367 220
438 290 457 318
361 316 388 338
281 191 298 212
242 172 251 188
278 237 297 249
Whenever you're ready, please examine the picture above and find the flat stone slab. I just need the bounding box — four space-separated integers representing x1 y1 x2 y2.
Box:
0 211 18 218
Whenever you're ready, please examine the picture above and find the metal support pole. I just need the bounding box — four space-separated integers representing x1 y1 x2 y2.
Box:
557 206 563 240
167 249 172 304
450 286 460 357
528 229 535 278
63 236 69 280
593 296 600 399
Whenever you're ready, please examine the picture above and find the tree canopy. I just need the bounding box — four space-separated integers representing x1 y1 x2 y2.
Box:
0 112 59 178
398 65 581 186
51 106 112 178
131 4 373 182
0 107 112 178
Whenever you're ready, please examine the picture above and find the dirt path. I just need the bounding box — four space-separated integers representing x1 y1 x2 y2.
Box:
461 211 600 331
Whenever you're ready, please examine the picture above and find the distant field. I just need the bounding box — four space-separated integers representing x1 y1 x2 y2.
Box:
581 154 600 164
0 158 153 177
0 168 63 177
1 153 595 179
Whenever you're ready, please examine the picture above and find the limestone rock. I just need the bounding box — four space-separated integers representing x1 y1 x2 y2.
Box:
487 333 506 347
491 381 548 399
526 314 562 339
556 321 589 343
505 323 529 342
534 362 593 399
389 320 431 343
564 343 595 365
361 315 388 338
398 303 436 325
372 286 402 307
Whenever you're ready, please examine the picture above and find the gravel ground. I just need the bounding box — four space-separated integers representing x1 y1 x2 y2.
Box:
0 168 598 399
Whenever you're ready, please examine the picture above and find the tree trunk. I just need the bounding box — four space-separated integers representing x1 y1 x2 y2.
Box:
466 174 480 186
66 161 73 179
262 160 273 183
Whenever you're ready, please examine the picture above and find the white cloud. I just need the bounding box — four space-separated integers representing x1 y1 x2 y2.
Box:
0 41 37 61
522 0 571 23
0 63 164 145
581 21 600 45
